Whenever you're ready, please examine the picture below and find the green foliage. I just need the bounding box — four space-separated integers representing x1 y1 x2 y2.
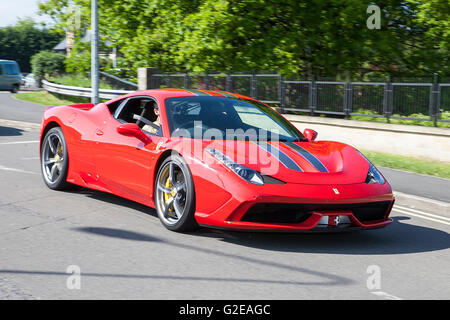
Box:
64 40 91 74
0 19 62 72
38 0 449 78
30 50 66 77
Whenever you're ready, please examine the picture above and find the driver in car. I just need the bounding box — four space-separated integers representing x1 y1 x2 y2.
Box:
142 104 160 135
133 100 161 135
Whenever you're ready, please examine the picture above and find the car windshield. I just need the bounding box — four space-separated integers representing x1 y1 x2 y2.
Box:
164 96 307 141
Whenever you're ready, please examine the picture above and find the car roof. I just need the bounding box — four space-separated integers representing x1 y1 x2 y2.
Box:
108 88 256 103
0 60 18 63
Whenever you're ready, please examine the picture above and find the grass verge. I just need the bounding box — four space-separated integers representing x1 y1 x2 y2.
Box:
14 91 91 106
350 109 450 128
48 74 114 89
361 149 450 179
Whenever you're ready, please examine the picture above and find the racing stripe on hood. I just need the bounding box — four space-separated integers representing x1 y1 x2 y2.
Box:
255 141 303 171
283 142 329 173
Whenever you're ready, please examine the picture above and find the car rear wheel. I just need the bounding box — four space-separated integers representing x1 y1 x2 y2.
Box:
10 84 19 93
41 127 71 190
154 154 197 232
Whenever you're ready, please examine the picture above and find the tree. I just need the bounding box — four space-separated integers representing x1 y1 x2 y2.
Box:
0 19 62 72
37 0 449 78
403 0 449 76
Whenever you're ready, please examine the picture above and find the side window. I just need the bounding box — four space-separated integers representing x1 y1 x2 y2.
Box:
114 97 162 136
107 98 126 115
4 64 13 74
113 97 154 122
11 64 19 74
3 64 19 75
0 65 3 75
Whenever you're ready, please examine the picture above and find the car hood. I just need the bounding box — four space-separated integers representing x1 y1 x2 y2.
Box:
200 140 371 185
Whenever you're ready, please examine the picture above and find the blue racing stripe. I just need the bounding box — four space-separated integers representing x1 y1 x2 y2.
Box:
256 141 303 171
284 142 329 173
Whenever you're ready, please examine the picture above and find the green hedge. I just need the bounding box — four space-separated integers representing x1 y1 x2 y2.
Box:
31 50 65 78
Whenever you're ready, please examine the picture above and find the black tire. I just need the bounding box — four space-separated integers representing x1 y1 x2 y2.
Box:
10 84 19 93
154 154 197 232
40 127 71 190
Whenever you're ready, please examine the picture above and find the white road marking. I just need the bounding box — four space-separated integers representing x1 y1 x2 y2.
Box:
371 291 402 300
394 191 450 207
0 165 38 175
395 204 450 222
0 140 39 145
392 207 450 226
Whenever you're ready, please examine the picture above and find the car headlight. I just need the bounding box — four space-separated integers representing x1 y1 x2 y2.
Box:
365 163 385 184
356 150 385 185
205 148 264 185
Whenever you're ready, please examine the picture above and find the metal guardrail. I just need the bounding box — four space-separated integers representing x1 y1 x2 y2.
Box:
42 80 133 100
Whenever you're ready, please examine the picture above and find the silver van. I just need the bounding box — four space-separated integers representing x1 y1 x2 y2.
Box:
0 60 21 93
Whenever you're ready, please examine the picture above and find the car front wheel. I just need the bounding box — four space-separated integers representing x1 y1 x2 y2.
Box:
154 154 197 232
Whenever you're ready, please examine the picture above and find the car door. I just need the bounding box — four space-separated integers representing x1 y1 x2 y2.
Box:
93 97 162 205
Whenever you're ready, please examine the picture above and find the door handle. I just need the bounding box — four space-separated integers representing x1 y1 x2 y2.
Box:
96 129 104 136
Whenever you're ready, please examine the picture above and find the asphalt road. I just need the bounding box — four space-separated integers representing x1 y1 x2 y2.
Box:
0 92 46 124
0 92 449 300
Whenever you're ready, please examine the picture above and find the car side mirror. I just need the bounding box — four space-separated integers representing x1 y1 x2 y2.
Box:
303 128 318 142
117 123 151 144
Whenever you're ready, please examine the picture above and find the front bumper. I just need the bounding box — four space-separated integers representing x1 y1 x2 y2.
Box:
194 181 394 232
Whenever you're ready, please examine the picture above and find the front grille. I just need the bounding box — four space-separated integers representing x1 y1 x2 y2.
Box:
241 201 392 224
241 203 312 224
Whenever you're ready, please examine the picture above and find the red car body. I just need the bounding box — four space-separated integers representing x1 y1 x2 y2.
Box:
40 89 394 232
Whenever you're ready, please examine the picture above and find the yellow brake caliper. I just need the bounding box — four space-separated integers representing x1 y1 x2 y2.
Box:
55 145 63 163
163 175 174 212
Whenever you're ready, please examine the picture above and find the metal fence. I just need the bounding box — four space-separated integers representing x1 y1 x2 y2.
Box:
152 73 450 125
41 72 450 126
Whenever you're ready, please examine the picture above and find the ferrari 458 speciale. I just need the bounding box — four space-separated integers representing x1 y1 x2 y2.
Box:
40 88 394 232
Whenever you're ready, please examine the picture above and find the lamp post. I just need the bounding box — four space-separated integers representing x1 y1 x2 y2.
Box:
91 0 99 104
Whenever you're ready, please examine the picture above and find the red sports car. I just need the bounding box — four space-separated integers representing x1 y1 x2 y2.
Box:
40 89 394 232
